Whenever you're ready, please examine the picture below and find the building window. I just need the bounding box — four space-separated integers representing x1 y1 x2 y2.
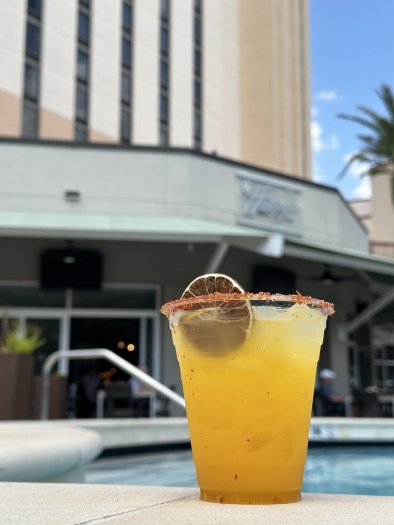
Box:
122 37 131 66
123 2 132 31
26 22 40 57
77 50 89 82
22 2 42 138
160 27 168 55
75 123 87 142
193 0 202 148
161 0 169 21
194 49 201 76
22 100 38 138
160 125 168 146
194 80 201 107
121 107 131 142
160 94 168 121
76 88 88 121
120 1 133 143
78 12 89 42
121 72 131 103
24 63 39 100
75 0 91 141
28 0 41 16
194 17 201 43
160 60 168 88
159 0 170 145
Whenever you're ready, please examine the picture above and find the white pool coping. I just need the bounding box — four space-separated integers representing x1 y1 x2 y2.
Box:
0 418 190 449
0 427 102 483
1 483 393 524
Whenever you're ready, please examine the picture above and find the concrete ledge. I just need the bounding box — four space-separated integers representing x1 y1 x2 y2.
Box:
1 483 393 524
0 427 102 483
75 417 190 448
310 417 394 442
0 418 190 449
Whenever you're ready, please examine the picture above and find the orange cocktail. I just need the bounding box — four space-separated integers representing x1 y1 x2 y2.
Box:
162 277 333 504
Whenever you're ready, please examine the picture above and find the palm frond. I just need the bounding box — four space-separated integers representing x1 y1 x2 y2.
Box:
377 84 394 122
337 83 394 202
337 112 381 133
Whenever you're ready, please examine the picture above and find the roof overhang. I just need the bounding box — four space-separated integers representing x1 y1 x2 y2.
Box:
2 210 394 278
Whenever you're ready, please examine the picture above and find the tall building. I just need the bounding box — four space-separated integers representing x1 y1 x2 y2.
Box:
0 0 311 178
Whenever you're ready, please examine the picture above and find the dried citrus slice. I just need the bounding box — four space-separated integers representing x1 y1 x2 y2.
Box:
178 274 252 353
182 273 245 298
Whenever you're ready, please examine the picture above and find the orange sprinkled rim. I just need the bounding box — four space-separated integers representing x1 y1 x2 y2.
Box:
160 292 335 318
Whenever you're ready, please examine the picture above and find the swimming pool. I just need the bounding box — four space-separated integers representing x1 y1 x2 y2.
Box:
85 446 394 496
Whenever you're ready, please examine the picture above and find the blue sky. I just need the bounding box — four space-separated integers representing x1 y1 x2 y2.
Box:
310 0 394 200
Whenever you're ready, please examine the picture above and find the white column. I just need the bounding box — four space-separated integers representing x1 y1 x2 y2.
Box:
0 0 25 98
89 0 121 141
40 0 77 138
133 0 160 145
169 0 193 147
0 0 25 136
202 0 239 158
0 0 27 97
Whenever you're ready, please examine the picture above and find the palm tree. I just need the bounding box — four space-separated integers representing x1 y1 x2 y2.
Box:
338 84 394 203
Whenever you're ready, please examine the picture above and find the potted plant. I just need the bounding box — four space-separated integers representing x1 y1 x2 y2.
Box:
0 323 45 420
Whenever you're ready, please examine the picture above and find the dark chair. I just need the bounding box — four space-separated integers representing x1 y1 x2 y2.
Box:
104 384 134 418
352 389 385 418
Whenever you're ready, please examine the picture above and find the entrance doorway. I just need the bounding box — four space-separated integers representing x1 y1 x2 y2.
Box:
69 317 141 385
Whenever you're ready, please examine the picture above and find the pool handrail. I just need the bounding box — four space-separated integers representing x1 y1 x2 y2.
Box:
40 349 186 420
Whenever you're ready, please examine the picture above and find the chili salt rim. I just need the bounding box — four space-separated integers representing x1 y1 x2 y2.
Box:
160 292 335 318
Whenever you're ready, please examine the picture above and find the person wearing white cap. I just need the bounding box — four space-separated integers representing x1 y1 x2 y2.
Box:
319 369 345 416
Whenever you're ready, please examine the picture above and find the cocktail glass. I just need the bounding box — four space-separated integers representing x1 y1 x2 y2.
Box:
162 294 333 504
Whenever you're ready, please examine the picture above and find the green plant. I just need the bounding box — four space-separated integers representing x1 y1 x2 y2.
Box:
4 330 46 354
338 84 394 202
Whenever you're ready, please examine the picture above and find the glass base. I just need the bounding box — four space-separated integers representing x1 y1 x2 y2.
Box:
200 489 301 505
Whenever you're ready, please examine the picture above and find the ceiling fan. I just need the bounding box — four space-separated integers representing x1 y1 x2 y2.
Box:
300 265 359 285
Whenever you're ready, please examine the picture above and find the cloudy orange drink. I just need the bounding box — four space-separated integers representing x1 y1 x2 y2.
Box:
161 274 334 505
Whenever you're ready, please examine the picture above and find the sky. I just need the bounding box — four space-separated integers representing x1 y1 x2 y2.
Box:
310 0 394 200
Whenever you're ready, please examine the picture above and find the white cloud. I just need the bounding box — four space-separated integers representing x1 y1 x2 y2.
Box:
352 176 372 199
315 90 339 101
311 121 339 152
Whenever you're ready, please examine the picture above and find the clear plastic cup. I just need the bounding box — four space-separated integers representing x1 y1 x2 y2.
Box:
161 293 334 504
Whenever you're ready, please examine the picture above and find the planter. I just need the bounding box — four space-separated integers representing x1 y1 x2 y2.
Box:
33 376 68 420
0 354 34 420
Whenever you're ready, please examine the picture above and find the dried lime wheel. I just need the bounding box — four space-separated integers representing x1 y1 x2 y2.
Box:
178 274 253 353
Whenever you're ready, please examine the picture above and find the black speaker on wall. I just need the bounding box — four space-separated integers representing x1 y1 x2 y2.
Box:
41 248 103 289
253 265 296 295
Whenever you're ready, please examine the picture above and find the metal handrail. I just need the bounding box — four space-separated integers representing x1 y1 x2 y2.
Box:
40 349 186 420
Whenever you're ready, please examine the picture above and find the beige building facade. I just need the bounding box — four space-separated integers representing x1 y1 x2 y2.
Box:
0 0 311 178
349 174 394 258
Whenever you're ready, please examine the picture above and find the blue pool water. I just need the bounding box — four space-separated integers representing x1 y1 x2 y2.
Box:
85 446 394 496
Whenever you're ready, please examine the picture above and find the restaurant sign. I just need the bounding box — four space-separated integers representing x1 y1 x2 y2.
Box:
236 171 302 237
